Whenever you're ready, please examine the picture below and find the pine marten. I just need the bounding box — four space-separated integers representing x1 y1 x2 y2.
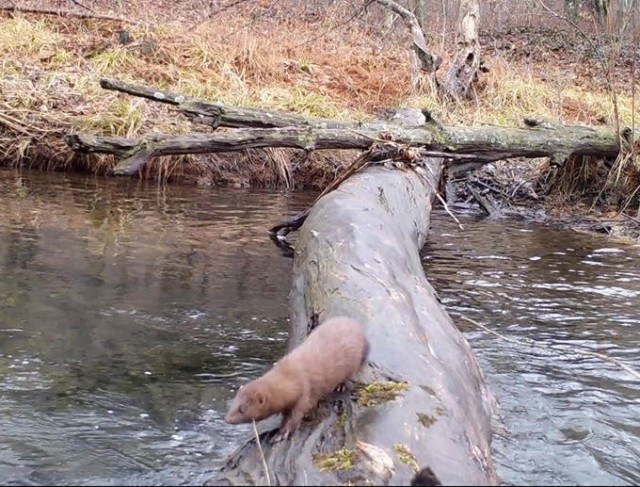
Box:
224 316 369 442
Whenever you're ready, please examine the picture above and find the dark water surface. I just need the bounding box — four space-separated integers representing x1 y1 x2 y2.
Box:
0 169 312 486
0 169 637 485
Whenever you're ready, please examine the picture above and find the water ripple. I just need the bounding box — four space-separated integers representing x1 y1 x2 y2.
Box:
423 211 640 486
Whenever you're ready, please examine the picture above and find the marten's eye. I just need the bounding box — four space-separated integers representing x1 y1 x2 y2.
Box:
238 405 245 414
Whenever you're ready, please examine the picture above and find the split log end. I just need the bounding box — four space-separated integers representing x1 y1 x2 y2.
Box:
111 147 154 176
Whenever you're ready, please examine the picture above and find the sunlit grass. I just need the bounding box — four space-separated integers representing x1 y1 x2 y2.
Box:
77 97 147 138
90 48 139 75
0 17 61 56
404 57 640 128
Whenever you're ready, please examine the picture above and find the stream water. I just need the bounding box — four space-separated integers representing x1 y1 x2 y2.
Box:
0 169 637 486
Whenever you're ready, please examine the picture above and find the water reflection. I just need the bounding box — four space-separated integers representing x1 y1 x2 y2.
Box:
0 168 638 486
0 169 314 485
423 213 640 486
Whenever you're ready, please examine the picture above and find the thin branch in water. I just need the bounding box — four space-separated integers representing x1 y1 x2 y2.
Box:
434 189 464 230
423 162 464 230
252 420 271 487
460 316 640 381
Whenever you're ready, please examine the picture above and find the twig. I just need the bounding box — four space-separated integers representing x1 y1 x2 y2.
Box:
0 110 55 134
252 420 271 487
268 145 382 237
434 189 464 229
534 0 609 75
621 212 640 225
440 0 447 53
471 178 511 200
293 1 372 49
423 161 464 230
191 0 250 29
460 316 640 381
0 5 137 24
620 175 640 214
69 0 94 13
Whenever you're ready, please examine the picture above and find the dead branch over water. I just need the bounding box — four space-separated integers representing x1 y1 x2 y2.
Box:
66 79 634 177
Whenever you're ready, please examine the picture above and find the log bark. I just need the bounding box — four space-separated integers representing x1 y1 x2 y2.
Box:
211 150 496 485
66 118 630 176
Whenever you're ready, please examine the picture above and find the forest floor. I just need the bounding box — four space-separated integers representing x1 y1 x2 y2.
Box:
1 1 639 240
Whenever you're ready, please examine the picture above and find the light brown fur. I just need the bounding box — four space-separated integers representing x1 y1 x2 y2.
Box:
225 316 369 441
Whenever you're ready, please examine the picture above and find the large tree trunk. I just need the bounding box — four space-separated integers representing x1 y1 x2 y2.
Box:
213 148 497 486
444 0 481 101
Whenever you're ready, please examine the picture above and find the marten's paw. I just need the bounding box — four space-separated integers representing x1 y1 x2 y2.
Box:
270 427 292 444
335 379 358 393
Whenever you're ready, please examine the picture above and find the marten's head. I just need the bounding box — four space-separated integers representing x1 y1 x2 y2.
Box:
225 380 271 424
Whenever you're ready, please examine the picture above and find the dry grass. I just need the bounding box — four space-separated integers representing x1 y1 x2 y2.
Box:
0 5 413 186
405 55 639 128
0 0 639 198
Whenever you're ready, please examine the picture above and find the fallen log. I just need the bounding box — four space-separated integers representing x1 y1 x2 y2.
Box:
88 79 503 482
66 117 630 177
212 151 497 486
65 79 636 178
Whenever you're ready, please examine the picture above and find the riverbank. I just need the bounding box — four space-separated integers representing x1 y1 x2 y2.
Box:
1 2 638 238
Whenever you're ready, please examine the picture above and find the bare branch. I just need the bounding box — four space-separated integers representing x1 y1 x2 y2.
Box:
0 5 137 24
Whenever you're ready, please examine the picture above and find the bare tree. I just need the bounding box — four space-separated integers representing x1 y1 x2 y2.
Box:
415 0 427 31
373 0 483 101
443 0 482 101
566 0 610 24
373 0 442 94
